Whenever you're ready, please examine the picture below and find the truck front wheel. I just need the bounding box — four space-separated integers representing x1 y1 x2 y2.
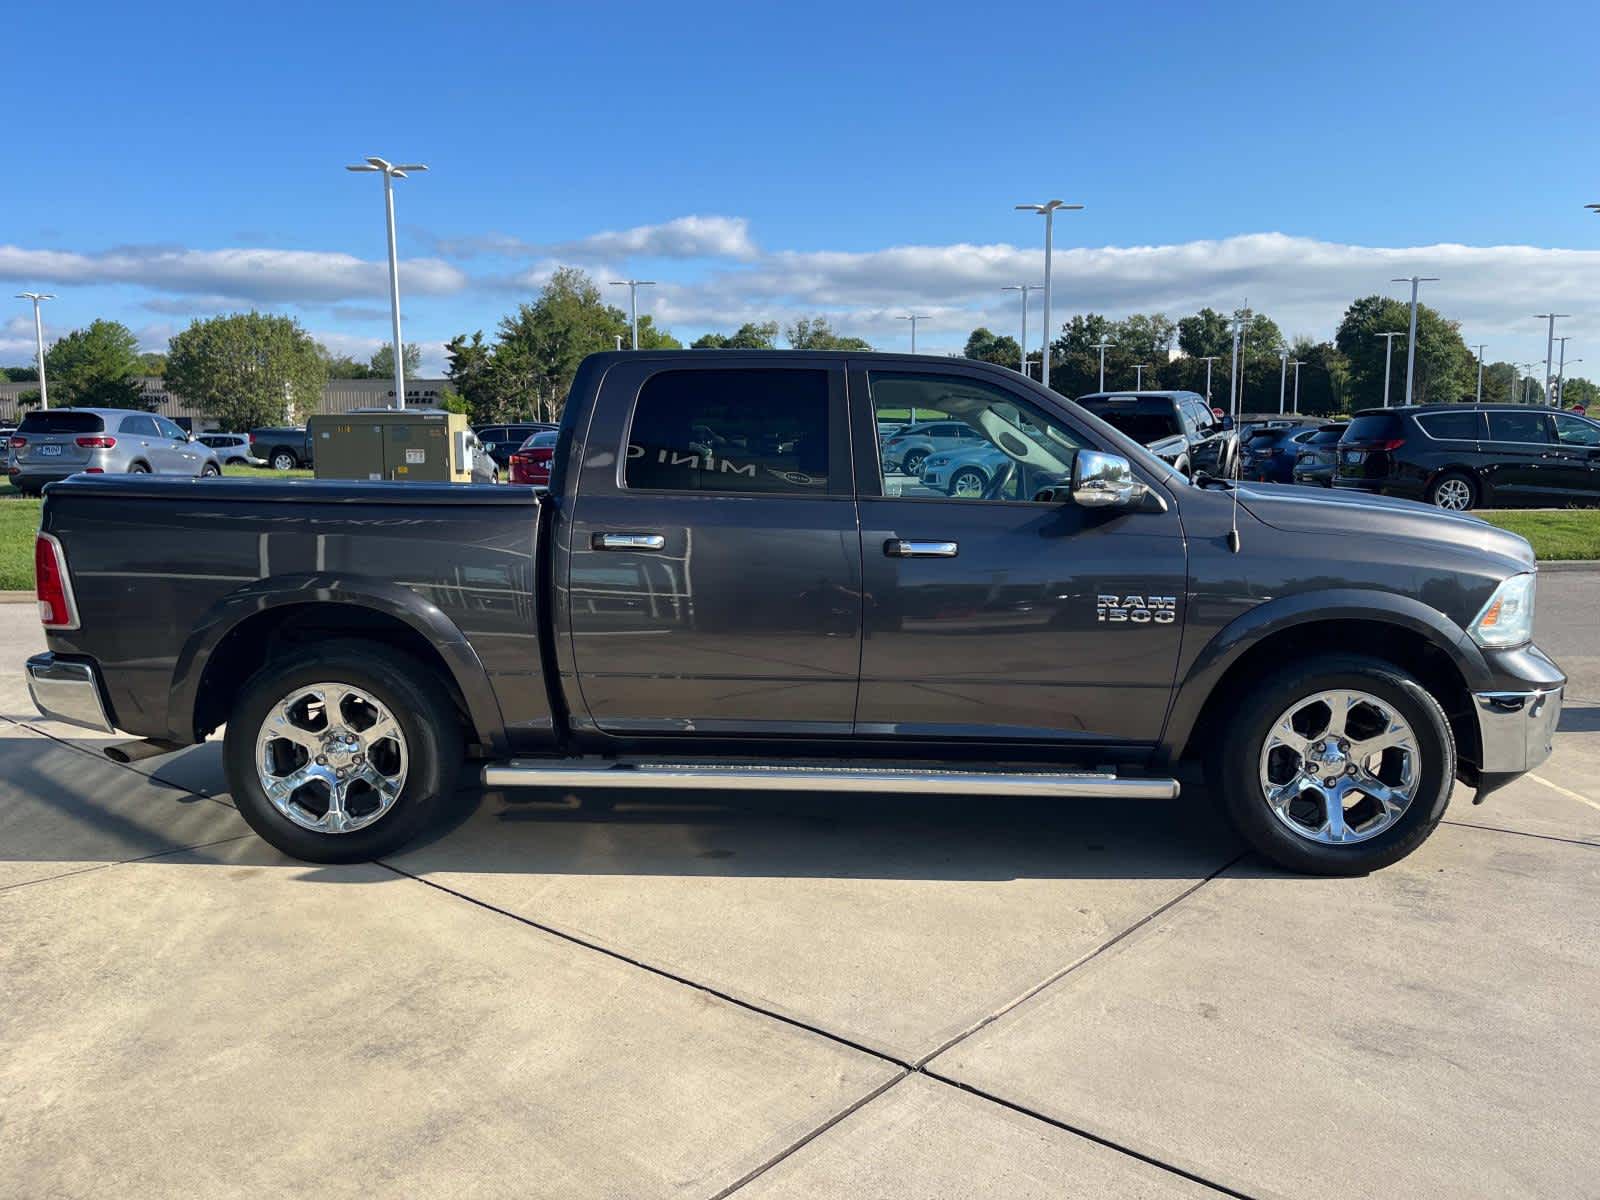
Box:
1211 655 1455 875
223 640 464 863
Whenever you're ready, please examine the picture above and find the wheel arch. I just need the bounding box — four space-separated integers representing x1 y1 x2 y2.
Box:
1163 594 1485 775
172 575 507 753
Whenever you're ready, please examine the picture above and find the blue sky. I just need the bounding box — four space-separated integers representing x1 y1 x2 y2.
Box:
5 0 1599 380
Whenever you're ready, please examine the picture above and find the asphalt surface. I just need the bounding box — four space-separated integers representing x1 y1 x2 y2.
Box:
2 575 1597 1199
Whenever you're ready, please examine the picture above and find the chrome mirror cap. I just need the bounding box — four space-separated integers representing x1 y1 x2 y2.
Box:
1072 450 1142 508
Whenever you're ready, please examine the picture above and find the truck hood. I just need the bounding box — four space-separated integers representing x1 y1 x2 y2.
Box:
1236 483 1535 572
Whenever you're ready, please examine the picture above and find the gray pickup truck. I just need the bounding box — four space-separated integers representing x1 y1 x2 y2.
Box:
26 351 1563 875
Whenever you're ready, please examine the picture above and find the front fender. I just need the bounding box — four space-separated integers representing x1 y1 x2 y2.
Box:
1159 587 1487 759
169 573 507 751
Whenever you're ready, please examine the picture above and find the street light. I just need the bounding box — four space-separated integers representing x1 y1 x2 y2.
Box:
1375 331 1405 407
1001 285 1041 376
1289 359 1305 413
608 280 657 350
1519 362 1538 404
897 313 931 354
1015 199 1083 390
1133 363 1150 389
14 292 54 410
1228 307 1250 417
1091 340 1115 392
1390 276 1438 406
1277 351 1289 414
1473 343 1487 404
346 156 427 409
1197 355 1220 405
1534 314 1571 406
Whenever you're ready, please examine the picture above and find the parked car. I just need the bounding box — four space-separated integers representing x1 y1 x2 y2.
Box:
1241 424 1321 483
194 432 265 467
475 423 558 470
249 426 314 471
1077 391 1238 479
1334 404 1600 511
918 443 1011 497
1291 423 1349 487
880 420 988 476
8 408 221 494
465 430 499 484
508 430 558 486
25 350 1563 878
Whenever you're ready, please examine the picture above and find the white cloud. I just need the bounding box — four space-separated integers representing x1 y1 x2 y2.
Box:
432 215 759 262
0 244 467 303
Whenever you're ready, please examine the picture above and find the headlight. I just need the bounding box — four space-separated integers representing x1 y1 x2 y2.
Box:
925 454 950 467
1469 573 1536 648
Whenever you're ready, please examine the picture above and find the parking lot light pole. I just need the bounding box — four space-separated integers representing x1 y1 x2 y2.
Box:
1290 359 1304 413
1198 355 1220 405
1015 200 1083 390
1390 276 1437 406
1473 343 1487 403
346 157 427 409
15 292 54 410
1133 363 1149 389
1376 331 1405 407
609 280 656 350
1534 313 1570 406
897 314 930 354
1001 285 1041 375
1278 351 1289 414
1092 340 1115 391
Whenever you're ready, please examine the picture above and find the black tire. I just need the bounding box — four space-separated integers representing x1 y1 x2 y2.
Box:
947 466 987 498
200 462 221 477
128 462 151 474
1426 470 1477 512
223 640 465 863
902 448 928 477
1210 654 1455 876
271 450 299 472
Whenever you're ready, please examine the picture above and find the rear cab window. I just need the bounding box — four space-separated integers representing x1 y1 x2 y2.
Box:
625 368 832 494
1078 397 1181 444
1416 411 1485 440
19 411 104 435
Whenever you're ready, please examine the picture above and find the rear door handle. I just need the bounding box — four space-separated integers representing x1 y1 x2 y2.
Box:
594 533 665 551
884 539 958 558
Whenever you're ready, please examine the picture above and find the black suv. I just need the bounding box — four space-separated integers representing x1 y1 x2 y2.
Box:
475 422 558 469
1077 391 1238 478
1334 404 1600 511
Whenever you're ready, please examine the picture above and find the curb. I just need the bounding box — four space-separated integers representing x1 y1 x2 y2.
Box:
0 591 35 603
1537 560 1600 572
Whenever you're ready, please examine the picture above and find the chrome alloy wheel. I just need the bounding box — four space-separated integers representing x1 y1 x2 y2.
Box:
255 683 408 834
1433 477 1472 510
949 468 987 498
1257 689 1420 845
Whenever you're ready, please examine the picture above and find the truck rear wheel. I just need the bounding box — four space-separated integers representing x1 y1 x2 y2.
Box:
223 640 464 863
1210 655 1455 875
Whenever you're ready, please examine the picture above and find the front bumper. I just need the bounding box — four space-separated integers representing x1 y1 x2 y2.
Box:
25 653 116 733
1469 685 1562 803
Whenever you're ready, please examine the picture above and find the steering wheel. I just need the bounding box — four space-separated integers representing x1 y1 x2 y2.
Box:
981 459 1017 501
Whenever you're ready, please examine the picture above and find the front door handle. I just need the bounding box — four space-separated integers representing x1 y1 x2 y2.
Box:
594 533 665 551
884 539 958 558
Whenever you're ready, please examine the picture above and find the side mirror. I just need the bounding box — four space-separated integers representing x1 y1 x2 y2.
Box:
1071 450 1142 508
1220 415 1235 431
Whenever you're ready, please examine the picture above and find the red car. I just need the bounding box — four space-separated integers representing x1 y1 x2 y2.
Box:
508 430 558 486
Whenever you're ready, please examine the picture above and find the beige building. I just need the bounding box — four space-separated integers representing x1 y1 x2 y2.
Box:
0 378 451 429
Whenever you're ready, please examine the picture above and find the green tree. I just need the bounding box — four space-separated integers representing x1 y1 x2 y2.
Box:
136 351 168 376
691 321 780 350
632 315 682 350
1176 307 1233 359
1560 376 1598 410
1335 295 1474 407
44 319 147 408
785 316 872 351
495 267 629 421
368 342 423 378
963 327 1022 368
318 346 369 379
3 366 39 382
165 312 327 430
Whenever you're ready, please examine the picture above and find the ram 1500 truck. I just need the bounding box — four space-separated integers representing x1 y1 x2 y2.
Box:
26 351 1564 875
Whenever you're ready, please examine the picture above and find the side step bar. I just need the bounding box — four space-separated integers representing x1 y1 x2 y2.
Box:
481 760 1180 800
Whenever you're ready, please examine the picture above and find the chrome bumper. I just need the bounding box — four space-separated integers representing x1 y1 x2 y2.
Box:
1474 687 1561 776
25 653 115 733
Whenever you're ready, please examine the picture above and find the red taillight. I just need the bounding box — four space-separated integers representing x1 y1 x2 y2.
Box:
75 435 117 449
35 533 79 631
248 432 257 444
8 436 24 449
1378 438 1406 451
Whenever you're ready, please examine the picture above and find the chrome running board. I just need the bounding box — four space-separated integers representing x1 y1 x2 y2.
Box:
481 760 1180 800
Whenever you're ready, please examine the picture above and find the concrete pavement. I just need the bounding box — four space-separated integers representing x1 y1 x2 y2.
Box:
3 578 1599 1198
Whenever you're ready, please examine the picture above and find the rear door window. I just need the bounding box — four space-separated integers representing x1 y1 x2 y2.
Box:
625 368 832 494
19 411 104 434
1417 410 1484 440
119 414 159 436
1486 411 1551 444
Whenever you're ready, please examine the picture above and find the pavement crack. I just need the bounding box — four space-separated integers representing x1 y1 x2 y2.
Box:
1443 818 1599 849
